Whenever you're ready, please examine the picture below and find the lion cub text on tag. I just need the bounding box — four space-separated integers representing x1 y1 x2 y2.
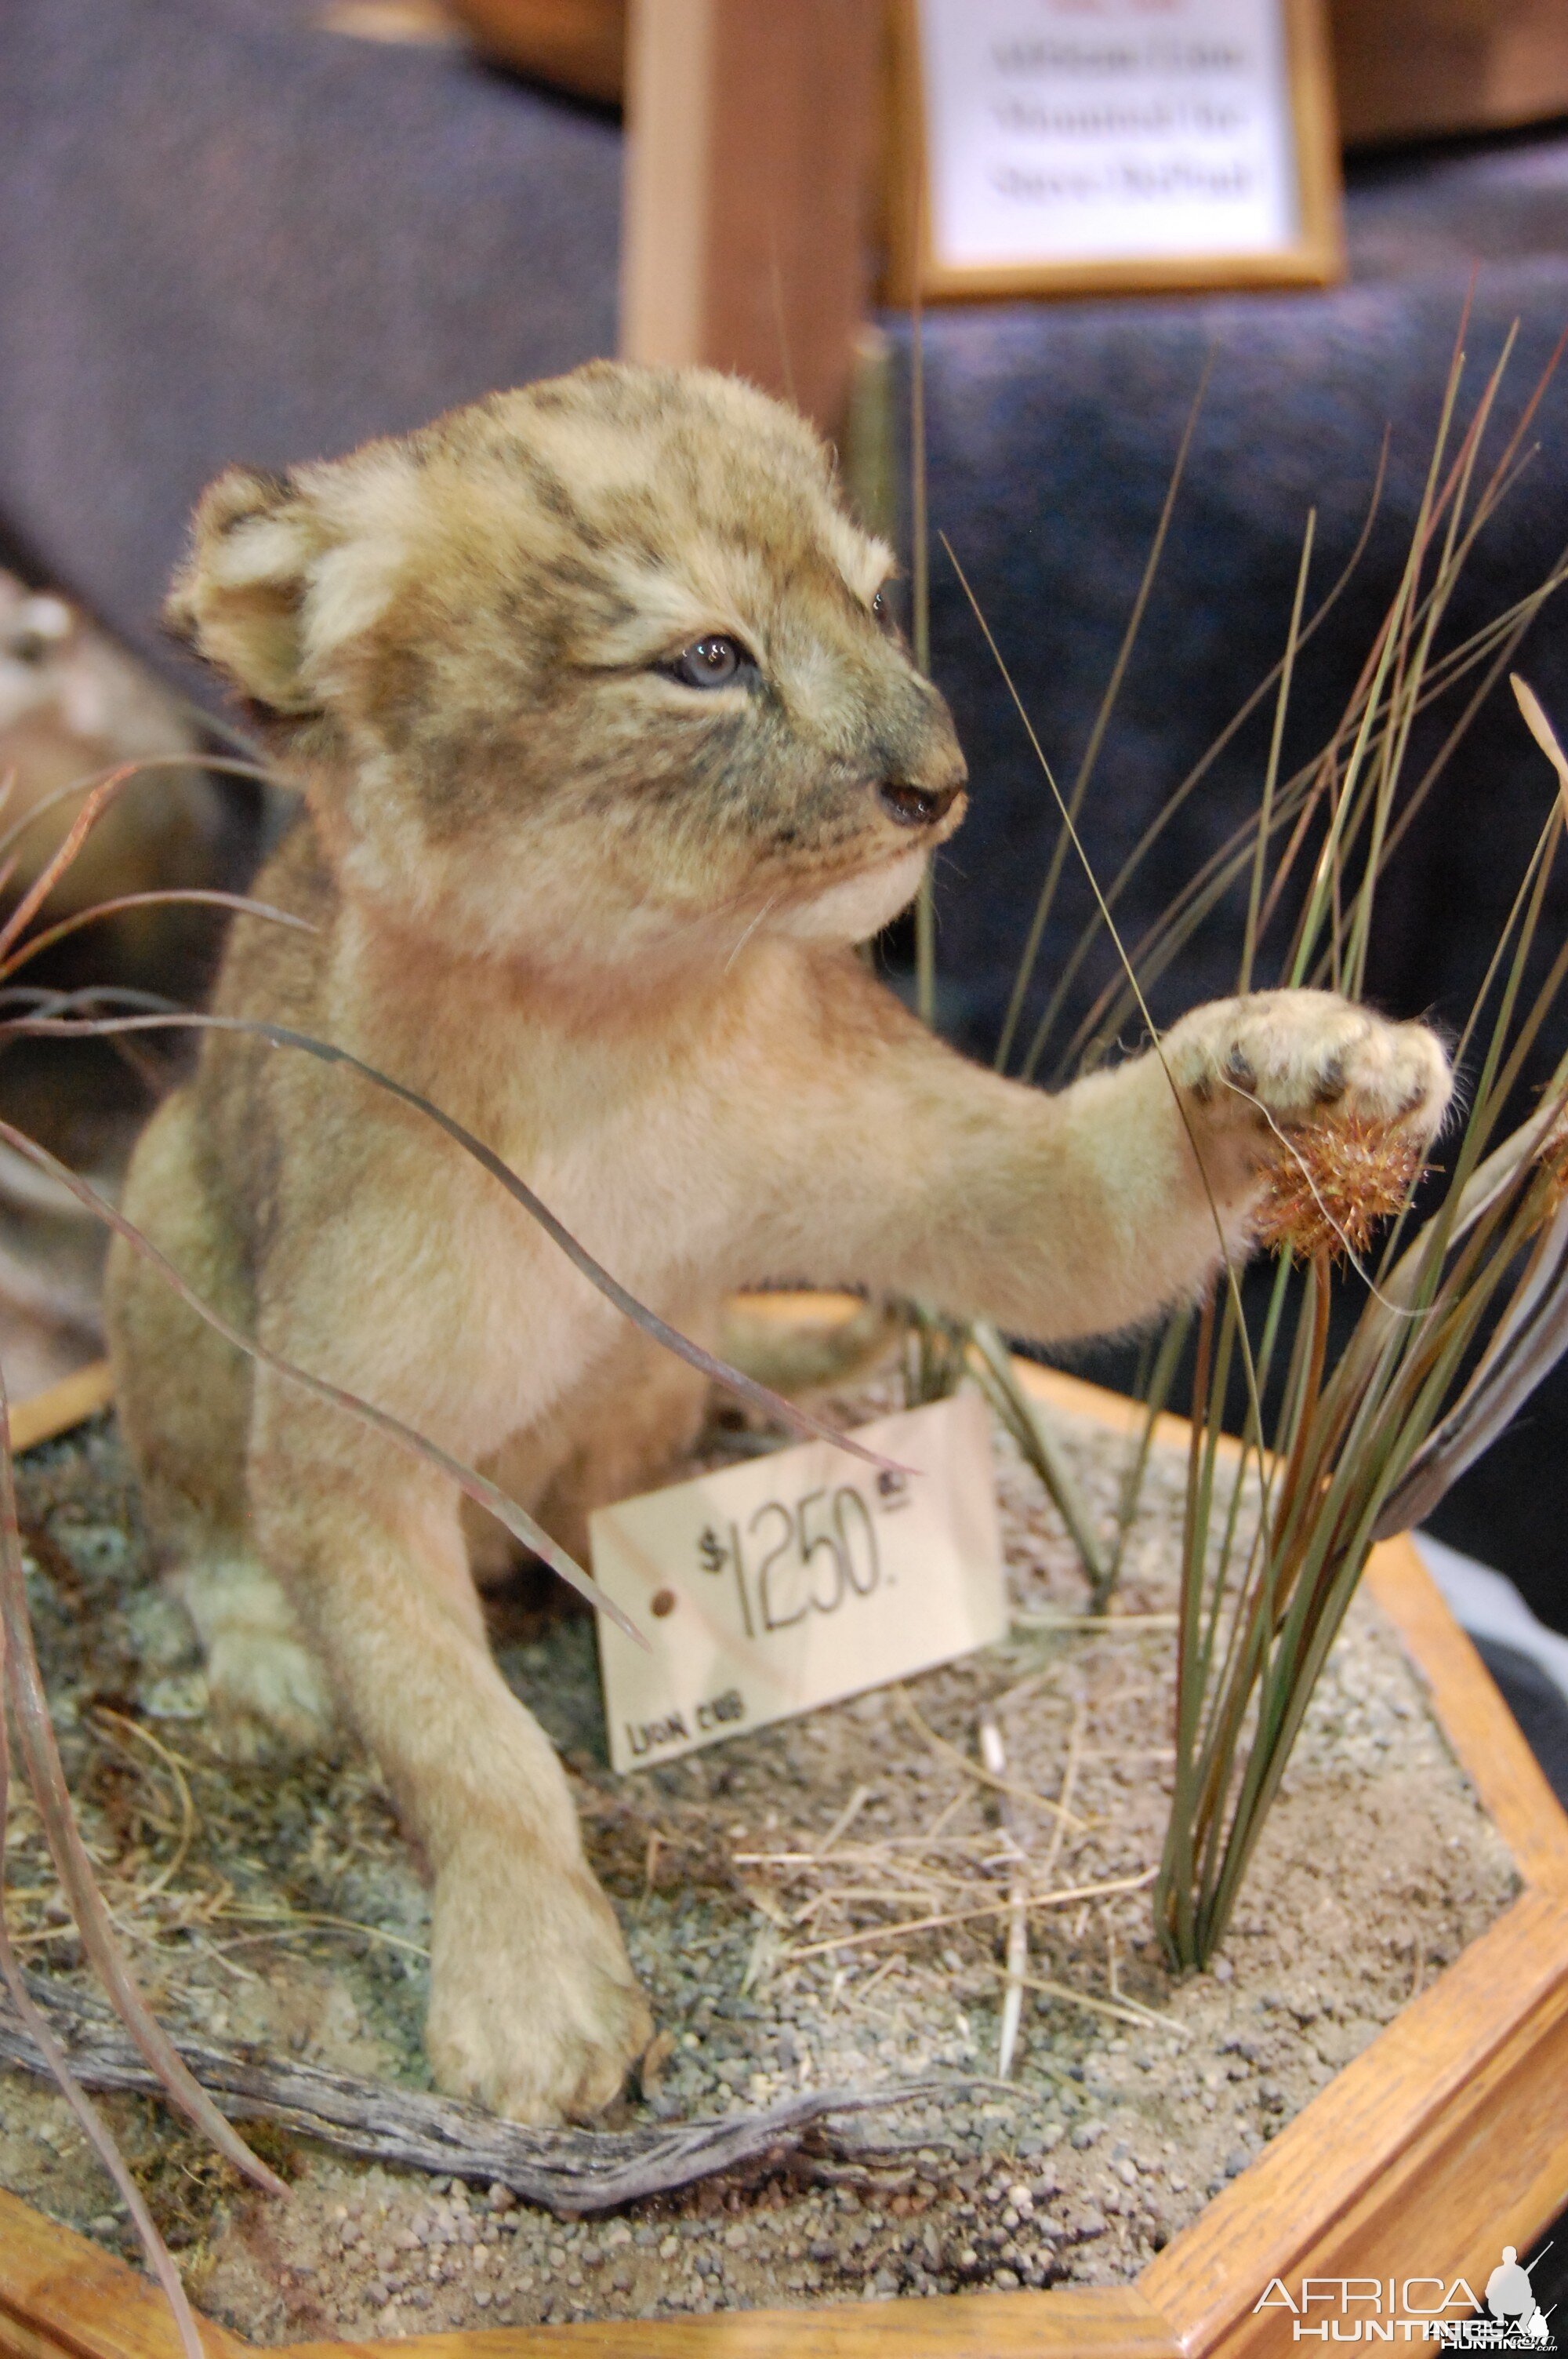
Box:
590 1392 1005 1773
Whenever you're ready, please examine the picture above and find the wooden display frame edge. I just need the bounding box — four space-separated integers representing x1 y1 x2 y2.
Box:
883 0 1345 307
2 1342 1566 2359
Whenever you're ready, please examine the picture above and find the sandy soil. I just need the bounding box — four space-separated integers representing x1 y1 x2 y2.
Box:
3 1389 1516 2339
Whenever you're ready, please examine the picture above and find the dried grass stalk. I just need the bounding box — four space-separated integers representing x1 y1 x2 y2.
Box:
916 328 1568 1972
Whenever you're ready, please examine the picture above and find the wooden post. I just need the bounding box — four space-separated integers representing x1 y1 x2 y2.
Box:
620 0 885 438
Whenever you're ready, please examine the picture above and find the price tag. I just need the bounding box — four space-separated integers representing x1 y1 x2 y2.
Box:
590 1391 1005 1775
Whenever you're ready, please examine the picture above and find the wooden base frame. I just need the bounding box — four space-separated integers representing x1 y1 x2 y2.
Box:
3 1348 1567 2359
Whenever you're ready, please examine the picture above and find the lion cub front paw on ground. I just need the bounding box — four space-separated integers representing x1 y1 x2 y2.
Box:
106 361 1449 2121
427 1844 655 2124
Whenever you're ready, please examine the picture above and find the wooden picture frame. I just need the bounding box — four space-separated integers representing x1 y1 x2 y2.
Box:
884 0 1345 305
3 1346 1566 2359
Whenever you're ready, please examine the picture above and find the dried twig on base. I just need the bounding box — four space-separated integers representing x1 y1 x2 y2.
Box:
0 1977 961 2216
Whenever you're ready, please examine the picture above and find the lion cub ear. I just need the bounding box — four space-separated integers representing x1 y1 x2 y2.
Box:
165 466 332 714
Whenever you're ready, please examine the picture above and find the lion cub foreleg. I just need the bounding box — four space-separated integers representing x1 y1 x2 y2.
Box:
763 980 1451 1340
248 1376 652 2122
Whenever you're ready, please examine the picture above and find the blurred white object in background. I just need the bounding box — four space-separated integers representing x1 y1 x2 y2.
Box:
0 572 226 1398
0 569 218 950
1416 1533 1568 1710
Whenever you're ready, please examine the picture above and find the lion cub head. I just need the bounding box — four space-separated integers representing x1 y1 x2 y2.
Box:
169 362 967 970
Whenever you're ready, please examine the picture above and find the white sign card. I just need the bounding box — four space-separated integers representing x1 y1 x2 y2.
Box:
920 0 1298 269
892 0 1341 300
590 1392 1006 1776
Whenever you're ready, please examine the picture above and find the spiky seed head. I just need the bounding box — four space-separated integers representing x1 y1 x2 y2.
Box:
1254 1116 1424 1263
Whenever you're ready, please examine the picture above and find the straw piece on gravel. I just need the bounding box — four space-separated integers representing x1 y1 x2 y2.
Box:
895 1689 1085 1828
786 1866 1157 1963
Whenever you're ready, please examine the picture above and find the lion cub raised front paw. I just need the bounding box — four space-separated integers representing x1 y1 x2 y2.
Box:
426 1843 654 2123
1167 988 1451 1159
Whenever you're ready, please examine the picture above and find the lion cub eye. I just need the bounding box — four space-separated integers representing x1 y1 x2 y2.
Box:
663 634 750 689
871 587 896 632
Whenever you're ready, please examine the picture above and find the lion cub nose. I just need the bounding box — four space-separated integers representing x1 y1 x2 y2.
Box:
878 778 962 828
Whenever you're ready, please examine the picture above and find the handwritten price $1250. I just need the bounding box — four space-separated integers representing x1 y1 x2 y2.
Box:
696 1469 912 1638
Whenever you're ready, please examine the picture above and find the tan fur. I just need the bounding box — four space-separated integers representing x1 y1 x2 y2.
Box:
105 362 1450 2123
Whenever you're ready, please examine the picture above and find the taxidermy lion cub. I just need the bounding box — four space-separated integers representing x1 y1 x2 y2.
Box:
107 362 1450 2124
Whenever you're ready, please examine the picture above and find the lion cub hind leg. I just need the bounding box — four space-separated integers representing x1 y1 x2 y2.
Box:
106 1089 333 1762
178 1551 334 1763
467 1312 715 1581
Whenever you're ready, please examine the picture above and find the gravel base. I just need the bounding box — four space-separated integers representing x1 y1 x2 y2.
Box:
5 1390 1516 2339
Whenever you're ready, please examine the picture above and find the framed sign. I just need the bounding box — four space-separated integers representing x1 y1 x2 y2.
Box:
886 0 1344 303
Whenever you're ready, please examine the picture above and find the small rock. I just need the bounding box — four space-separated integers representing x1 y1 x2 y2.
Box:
58 1523 126 1576
140 1670 209 1722
1070 2121 1105 2150
1223 2149 1250 2179
994 2266 1021 2290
